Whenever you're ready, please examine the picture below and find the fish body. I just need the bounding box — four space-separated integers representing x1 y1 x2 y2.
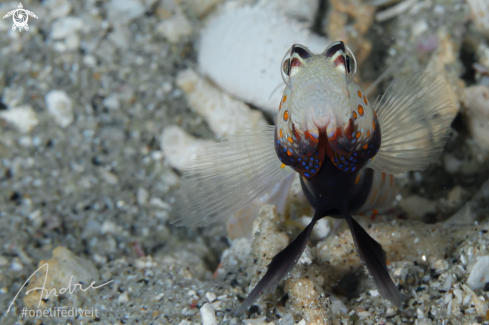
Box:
173 41 455 314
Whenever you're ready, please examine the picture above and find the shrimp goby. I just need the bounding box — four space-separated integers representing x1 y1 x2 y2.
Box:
173 41 455 314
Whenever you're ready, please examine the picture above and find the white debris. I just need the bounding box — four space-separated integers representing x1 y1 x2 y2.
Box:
206 291 217 302
467 256 489 290
137 188 149 205
118 292 129 304
199 4 329 114
103 94 120 110
45 90 74 128
463 85 489 152
182 0 225 17
149 197 172 210
200 303 218 325
160 125 214 171
156 9 193 43
260 0 319 25
97 168 119 185
0 105 39 133
358 311 371 317
398 195 437 220
50 17 83 40
466 0 489 35
42 0 72 20
107 0 147 24
176 69 267 138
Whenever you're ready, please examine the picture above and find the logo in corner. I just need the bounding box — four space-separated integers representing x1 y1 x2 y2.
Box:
2 3 38 32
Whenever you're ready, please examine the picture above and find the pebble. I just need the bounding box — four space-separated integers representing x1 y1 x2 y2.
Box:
206 291 217 302
149 197 172 210
103 94 120 110
50 17 83 40
0 256 8 266
467 255 489 290
107 0 147 24
156 9 193 43
97 167 119 185
200 303 218 325
45 90 74 128
43 0 72 21
118 292 130 304
137 187 149 205
0 105 39 133
463 85 489 152
23 247 99 309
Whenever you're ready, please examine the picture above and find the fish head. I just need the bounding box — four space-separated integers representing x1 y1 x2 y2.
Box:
275 41 381 178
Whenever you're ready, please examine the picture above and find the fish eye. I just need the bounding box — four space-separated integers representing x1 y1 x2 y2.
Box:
281 47 292 84
345 45 357 84
281 44 313 84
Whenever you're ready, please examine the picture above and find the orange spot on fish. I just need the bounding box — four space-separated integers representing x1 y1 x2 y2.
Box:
363 144 368 149
287 149 292 156
353 111 357 119
280 163 286 169
355 174 361 184
279 101 282 111
358 105 364 116
370 209 379 221
371 189 378 202
355 131 361 138
287 136 293 143
284 110 289 121
358 90 362 98
283 95 287 103
279 128 283 138
363 96 368 105
367 131 370 138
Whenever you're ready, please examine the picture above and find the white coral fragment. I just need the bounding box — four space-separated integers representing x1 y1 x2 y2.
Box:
177 68 267 138
198 4 329 114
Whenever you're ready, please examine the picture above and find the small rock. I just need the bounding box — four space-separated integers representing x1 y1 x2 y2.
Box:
43 0 72 20
103 94 120 110
398 195 437 220
118 292 129 304
137 188 149 205
97 168 119 185
206 291 217 302
156 9 193 43
0 105 39 133
149 197 172 210
45 90 74 128
107 0 146 24
467 256 489 290
463 85 489 152
50 17 83 40
23 247 99 309
200 303 217 325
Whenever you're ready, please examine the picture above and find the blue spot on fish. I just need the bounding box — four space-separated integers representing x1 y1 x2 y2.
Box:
311 169 316 173
304 172 311 177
